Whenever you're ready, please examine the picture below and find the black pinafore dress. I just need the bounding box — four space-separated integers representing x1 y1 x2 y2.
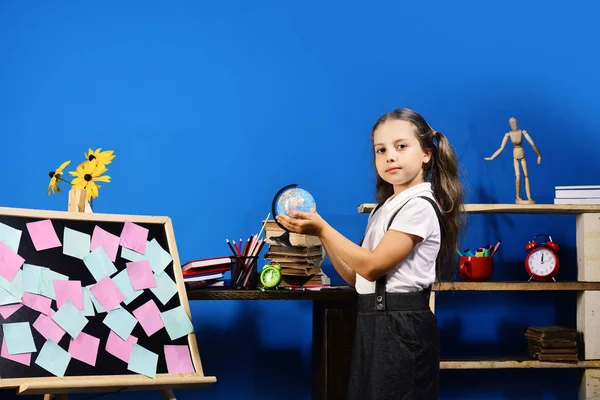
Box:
347 196 442 400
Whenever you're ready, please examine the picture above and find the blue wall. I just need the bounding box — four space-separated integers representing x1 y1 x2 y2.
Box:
1 1 599 399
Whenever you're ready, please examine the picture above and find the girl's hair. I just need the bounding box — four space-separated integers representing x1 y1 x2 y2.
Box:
370 107 465 282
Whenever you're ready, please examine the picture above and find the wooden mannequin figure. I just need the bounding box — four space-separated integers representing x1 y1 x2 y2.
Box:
484 117 542 204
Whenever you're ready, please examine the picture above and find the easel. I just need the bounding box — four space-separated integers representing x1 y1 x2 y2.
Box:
0 198 216 399
40 189 178 400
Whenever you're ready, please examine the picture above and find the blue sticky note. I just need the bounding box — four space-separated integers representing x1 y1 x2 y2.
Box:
120 247 146 262
52 300 89 339
83 247 118 282
63 227 91 260
0 269 23 301
145 239 173 275
111 269 143 305
0 286 19 305
0 222 21 253
103 307 137 341
35 339 72 377
23 263 44 295
150 272 178 306
82 287 95 317
127 343 158 378
39 269 68 300
160 305 194 340
3 321 36 355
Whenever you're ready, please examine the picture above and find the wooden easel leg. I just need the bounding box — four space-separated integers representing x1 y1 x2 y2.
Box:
161 389 176 400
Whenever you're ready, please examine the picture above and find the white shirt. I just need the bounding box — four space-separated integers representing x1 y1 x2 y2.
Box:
355 182 441 294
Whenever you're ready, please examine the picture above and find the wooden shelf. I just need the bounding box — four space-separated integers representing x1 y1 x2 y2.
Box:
440 358 600 369
357 203 600 214
187 287 358 301
186 282 600 301
433 281 600 291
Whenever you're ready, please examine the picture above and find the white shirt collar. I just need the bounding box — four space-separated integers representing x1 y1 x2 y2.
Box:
384 182 433 208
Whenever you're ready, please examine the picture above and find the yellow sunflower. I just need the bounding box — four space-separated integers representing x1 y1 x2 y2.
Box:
69 159 111 200
84 148 115 166
47 160 71 195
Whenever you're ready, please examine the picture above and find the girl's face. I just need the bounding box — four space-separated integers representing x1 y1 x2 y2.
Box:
373 119 432 194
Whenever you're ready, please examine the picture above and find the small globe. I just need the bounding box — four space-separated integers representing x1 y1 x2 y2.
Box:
275 187 316 217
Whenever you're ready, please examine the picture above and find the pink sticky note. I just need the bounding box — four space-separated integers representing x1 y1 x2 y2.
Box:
0 242 25 282
119 220 148 254
106 330 138 363
126 260 157 291
68 331 100 366
1 338 30 366
22 292 52 316
91 226 120 262
0 303 22 319
89 276 125 311
132 299 164 337
164 345 195 373
33 309 66 343
25 219 61 251
54 280 84 310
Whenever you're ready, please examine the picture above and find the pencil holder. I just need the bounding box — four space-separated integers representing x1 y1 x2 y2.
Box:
458 255 493 282
231 256 258 289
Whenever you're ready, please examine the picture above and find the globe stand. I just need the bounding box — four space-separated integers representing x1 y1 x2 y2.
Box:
270 183 299 249
269 230 294 249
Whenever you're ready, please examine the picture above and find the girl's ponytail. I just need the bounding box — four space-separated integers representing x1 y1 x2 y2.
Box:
430 130 465 281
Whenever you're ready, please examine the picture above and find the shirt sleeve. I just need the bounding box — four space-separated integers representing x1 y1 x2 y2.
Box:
387 198 436 241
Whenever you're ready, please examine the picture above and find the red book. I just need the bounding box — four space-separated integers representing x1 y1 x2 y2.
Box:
181 256 233 271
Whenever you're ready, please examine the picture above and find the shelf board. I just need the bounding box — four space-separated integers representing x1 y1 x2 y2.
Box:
441 358 600 369
187 287 358 301
433 281 600 291
357 203 600 214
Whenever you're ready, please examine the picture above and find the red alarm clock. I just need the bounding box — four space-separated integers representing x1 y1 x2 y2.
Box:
524 234 560 281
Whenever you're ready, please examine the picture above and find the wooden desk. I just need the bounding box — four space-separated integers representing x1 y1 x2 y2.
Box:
187 287 358 400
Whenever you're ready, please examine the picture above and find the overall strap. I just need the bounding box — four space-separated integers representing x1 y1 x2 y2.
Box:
358 202 385 247
375 195 444 311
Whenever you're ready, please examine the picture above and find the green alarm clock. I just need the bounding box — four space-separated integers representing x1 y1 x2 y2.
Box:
260 263 282 288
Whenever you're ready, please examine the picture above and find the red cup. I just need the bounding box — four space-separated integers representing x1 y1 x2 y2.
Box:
458 256 493 282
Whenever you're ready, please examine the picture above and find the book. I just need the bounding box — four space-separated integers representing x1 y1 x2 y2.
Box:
182 256 233 271
525 326 579 362
554 198 600 204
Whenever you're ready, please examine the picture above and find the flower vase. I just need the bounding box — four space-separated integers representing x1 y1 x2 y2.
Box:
68 188 93 213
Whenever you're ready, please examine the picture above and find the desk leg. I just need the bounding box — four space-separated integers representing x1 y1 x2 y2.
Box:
161 389 176 399
313 299 357 400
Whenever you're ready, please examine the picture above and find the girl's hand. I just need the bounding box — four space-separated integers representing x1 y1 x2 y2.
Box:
276 211 326 236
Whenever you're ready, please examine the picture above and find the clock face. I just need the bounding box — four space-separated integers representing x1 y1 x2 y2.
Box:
262 267 281 286
527 248 557 276
264 269 276 282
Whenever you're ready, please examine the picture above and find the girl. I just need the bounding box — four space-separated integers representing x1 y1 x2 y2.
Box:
276 107 465 399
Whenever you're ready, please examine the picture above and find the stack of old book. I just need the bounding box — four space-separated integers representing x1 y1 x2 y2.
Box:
525 326 579 362
263 220 330 288
181 256 233 289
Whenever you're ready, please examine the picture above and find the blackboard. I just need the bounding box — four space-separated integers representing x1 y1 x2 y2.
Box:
0 206 215 396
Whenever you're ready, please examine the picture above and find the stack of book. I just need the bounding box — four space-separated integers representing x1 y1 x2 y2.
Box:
554 185 600 204
181 256 234 290
263 220 330 288
525 326 579 362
